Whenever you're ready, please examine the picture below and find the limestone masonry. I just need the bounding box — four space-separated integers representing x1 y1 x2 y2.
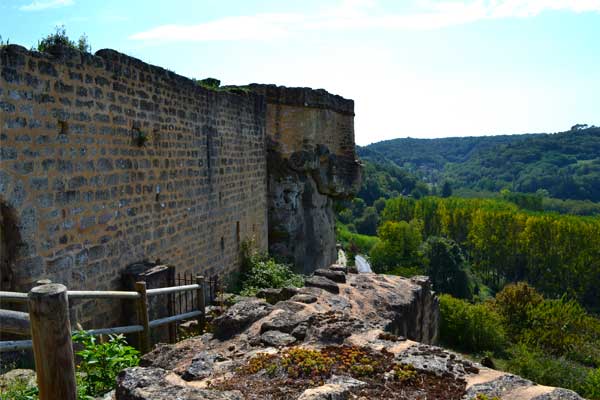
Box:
0 44 360 327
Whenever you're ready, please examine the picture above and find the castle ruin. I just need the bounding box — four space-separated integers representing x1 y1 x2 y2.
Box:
0 44 360 327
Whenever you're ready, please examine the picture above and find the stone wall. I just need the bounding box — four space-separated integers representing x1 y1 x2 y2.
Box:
249 85 361 274
0 45 268 327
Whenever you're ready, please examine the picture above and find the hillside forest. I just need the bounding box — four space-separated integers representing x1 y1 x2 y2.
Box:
337 126 600 399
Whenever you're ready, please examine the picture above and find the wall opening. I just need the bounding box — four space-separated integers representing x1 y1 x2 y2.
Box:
236 221 240 248
0 201 22 291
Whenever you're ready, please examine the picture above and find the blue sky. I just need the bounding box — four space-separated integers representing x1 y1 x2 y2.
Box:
1 0 599 145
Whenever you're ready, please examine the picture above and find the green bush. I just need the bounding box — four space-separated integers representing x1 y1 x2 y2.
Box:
239 241 304 296
522 297 589 356
36 26 91 53
490 282 543 338
73 331 140 397
439 294 506 354
506 343 591 397
584 368 600 400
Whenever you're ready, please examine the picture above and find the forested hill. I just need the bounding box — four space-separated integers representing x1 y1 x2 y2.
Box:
360 126 600 202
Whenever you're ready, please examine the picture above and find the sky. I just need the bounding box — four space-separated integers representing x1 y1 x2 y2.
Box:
1 0 599 145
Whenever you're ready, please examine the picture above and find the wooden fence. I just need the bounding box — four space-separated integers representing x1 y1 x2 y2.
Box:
0 277 206 353
0 277 207 399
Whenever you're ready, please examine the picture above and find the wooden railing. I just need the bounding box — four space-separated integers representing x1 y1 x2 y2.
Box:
0 276 206 354
0 278 206 400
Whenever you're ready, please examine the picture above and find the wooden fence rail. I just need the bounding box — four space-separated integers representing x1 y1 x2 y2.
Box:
0 277 206 400
0 276 206 351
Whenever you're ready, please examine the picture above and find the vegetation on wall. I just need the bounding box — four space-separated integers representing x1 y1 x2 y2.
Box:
237 240 304 296
35 25 91 53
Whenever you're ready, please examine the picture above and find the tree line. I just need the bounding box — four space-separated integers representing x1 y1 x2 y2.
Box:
378 196 600 311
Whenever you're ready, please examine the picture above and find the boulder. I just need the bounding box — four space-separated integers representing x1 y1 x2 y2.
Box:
260 330 297 347
213 299 273 339
290 293 318 304
260 311 307 334
305 275 340 294
255 287 300 304
181 351 216 381
116 367 243 400
314 268 346 283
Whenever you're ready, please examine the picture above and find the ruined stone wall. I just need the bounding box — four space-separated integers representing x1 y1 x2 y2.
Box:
249 85 361 274
0 45 268 327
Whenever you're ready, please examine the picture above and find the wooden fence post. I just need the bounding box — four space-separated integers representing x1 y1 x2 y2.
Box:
28 284 77 400
135 281 151 354
196 275 206 333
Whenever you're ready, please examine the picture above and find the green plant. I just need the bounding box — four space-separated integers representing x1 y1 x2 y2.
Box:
393 363 417 382
0 35 9 48
73 331 140 397
281 348 334 379
439 294 506 354
474 394 500 400
238 240 303 296
0 376 38 400
36 26 91 53
584 368 600 400
506 343 590 396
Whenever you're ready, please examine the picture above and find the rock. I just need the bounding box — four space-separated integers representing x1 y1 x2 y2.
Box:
256 287 299 304
314 268 346 283
290 293 318 304
396 344 479 379
260 311 306 334
463 374 533 399
329 264 347 274
116 367 243 400
291 322 309 340
181 351 216 381
213 299 273 339
260 330 297 347
305 275 340 294
326 375 367 390
0 369 36 391
97 390 115 400
296 376 366 400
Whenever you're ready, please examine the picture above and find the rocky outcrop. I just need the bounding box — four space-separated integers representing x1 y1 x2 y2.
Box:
115 267 583 399
251 85 361 274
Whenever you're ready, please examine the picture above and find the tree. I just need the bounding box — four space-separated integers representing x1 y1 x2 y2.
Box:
355 206 379 236
370 219 423 272
351 198 366 218
441 181 453 198
373 197 386 213
422 236 472 299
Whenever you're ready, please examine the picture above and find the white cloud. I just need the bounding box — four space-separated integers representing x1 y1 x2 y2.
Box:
19 0 73 12
129 0 600 42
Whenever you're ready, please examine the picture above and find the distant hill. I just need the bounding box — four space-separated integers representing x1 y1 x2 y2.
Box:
360 126 600 202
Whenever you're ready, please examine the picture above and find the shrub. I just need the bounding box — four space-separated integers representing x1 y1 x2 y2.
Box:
584 368 600 400
439 294 506 354
36 26 91 53
522 297 589 356
506 343 590 396
490 282 543 338
239 240 303 296
73 331 140 397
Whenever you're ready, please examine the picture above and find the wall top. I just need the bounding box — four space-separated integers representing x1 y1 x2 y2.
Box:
248 84 354 116
0 44 263 104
